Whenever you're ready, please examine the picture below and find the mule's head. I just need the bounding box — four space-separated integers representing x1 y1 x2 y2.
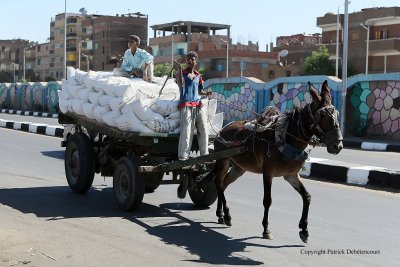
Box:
308 81 343 154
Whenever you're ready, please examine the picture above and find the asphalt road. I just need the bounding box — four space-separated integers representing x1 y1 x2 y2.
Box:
0 128 399 266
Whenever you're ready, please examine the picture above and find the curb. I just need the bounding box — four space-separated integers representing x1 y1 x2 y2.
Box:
0 119 63 137
0 109 58 118
343 140 400 153
301 158 400 189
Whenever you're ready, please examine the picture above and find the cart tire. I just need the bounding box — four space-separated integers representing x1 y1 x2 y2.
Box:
64 132 95 193
113 156 145 211
189 172 218 208
144 173 164 193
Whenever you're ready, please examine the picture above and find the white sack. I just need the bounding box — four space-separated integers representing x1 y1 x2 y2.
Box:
150 99 179 117
102 110 122 127
116 112 154 133
94 105 111 123
208 112 224 135
82 103 96 119
145 119 180 133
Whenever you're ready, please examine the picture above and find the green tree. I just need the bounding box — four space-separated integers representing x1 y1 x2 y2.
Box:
302 45 335 76
154 63 173 77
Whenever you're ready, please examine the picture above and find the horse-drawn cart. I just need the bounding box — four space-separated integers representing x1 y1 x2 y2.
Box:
58 112 245 211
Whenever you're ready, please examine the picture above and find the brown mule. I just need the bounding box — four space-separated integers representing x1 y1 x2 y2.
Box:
213 80 343 243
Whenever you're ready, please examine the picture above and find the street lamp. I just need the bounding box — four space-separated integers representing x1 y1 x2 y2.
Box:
360 23 370 74
8 62 16 83
81 54 90 72
171 23 184 77
340 0 350 135
23 45 33 82
64 0 67 79
221 39 229 78
78 39 88 70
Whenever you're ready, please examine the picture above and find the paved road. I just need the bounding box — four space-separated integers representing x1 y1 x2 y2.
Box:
0 128 399 266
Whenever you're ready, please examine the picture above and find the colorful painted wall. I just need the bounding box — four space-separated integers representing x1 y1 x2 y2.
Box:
2 73 400 140
0 81 60 113
346 74 400 138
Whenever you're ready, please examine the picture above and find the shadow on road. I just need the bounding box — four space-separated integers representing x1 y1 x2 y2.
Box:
0 186 304 265
40 150 65 160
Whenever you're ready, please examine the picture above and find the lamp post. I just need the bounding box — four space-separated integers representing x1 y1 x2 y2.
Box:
171 23 183 77
8 62 16 83
360 23 370 74
221 39 229 78
81 54 90 72
23 45 33 81
78 40 87 70
64 0 67 79
340 0 349 135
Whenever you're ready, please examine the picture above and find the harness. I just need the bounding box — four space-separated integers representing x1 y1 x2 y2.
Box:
216 104 341 162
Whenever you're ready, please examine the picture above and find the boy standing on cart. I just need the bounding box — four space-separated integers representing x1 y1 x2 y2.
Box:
173 51 211 161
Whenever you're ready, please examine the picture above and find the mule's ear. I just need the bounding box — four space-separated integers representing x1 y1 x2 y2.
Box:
308 82 321 102
321 80 330 95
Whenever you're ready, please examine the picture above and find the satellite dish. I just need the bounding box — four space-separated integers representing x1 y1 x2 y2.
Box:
279 49 289 58
79 7 87 15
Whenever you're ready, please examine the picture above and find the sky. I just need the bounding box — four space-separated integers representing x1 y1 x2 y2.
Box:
1 0 399 52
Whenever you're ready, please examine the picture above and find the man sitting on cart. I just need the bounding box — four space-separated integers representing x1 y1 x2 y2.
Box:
113 34 154 82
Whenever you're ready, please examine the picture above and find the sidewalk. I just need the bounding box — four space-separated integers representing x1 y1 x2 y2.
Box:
0 110 399 190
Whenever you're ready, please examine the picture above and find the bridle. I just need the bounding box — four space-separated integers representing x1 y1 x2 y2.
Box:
307 103 342 145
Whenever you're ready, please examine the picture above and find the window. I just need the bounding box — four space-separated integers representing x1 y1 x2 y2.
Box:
37 59 41 65
102 46 105 54
375 30 388 39
217 64 222 72
286 70 291 77
261 63 269 69
351 32 359 41
332 33 337 43
269 70 275 79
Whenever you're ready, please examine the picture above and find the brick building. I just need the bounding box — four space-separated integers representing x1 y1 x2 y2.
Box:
317 6 400 74
36 12 148 80
0 39 31 82
149 21 279 81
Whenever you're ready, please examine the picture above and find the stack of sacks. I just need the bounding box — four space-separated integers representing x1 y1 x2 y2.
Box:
59 67 223 135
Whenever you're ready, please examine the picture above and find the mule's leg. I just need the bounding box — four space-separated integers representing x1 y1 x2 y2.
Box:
214 159 230 225
284 174 311 243
220 163 245 226
262 173 274 240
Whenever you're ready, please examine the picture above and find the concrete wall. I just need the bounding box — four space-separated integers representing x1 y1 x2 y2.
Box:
1 73 400 140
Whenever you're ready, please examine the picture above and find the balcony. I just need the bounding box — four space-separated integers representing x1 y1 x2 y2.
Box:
66 46 77 52
369 38 400 56
67 17 78 24
66 32 77 37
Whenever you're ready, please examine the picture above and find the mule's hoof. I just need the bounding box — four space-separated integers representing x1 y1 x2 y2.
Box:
263 231 274 240
218 217 224 224
224 220 232 227
299 230 309 243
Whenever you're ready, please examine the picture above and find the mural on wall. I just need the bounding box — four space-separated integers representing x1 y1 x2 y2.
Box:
347 81 400 138
270 82 313 113
0 83 9 108
0 82 61 112
210 82 257 123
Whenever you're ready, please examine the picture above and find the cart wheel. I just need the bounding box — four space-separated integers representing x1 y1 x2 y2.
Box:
113 156 145 211
144 173 164 193
64 132 95 193
189 171 217 208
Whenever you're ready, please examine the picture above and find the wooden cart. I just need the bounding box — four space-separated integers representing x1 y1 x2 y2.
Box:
58 112 246 211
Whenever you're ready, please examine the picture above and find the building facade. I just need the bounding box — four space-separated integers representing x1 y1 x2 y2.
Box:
0 39 31 82
149 21 279 81
317 6 400 74
35 12 148 80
